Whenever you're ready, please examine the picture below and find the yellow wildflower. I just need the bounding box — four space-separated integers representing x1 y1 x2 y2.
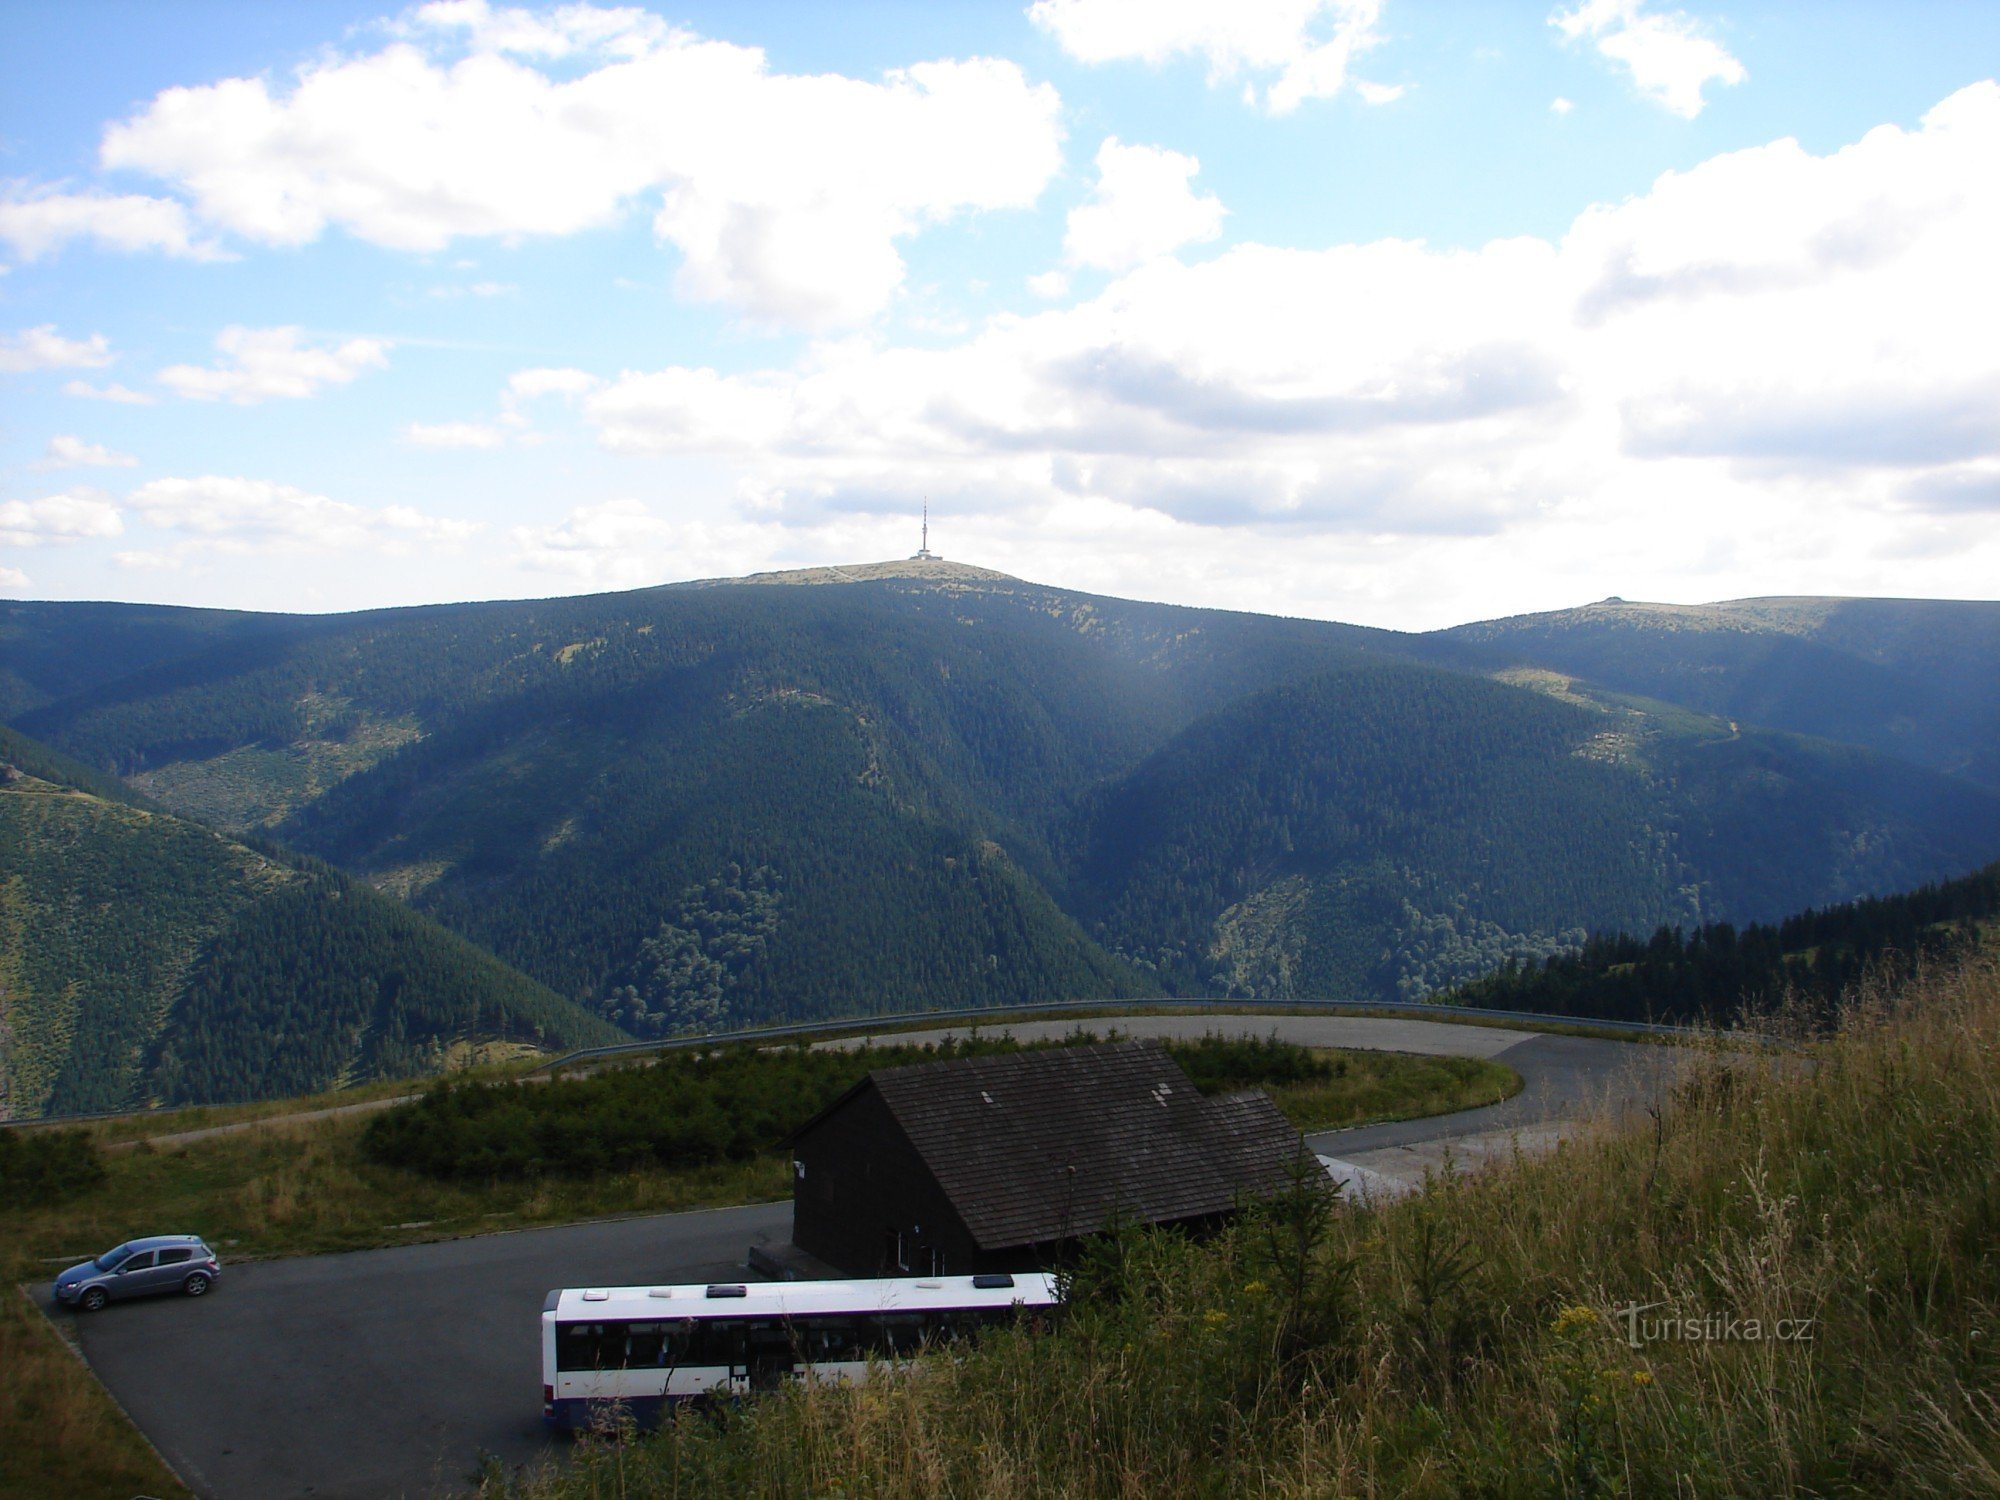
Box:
1551 1304 1600 1337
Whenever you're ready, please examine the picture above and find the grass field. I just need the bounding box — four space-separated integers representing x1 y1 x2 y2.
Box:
0 1038 1513 1499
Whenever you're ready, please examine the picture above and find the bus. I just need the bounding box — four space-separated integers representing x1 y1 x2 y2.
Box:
541 1271 1058 1429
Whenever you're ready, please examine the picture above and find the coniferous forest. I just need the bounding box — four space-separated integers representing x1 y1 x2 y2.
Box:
5 572 1999 1115
1451 859 2000 1028
0 724 618 1117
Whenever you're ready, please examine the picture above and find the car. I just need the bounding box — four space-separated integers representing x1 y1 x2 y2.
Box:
53 1235 223 1312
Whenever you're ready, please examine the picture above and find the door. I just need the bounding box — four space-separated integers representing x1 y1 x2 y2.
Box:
746 1321 797 1392
156 1246 195 1290
112 1250 157 1299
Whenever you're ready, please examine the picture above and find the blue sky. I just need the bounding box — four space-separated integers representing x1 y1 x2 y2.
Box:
3 0 1998 627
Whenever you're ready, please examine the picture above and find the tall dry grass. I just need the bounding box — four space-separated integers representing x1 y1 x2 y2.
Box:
501 949 2000 1498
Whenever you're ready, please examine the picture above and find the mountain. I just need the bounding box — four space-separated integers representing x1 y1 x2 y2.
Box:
0 723 620 1118
9 569 2000 1044
1065 657 2000 1000
1440 596 2000 792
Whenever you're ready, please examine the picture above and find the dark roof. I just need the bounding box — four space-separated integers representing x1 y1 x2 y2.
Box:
818 1040 1308 1250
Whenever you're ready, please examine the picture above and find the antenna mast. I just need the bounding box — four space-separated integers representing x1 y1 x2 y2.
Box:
911 499 940 561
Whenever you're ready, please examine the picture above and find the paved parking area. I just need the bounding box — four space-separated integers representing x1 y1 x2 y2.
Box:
60 1019 1682 1499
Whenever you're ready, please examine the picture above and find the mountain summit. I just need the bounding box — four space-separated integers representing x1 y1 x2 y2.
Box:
678 558 1016 589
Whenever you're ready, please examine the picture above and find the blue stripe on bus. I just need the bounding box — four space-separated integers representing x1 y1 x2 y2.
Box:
545 1394 672 1432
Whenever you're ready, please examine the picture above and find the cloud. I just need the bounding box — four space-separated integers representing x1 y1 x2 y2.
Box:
99 12 1063 327
128 475 479 554
0 489 125 547
507 366 603 399
1900 462 2000 514
1063 138 1226 272
510 497 678 583
63 380 156 404
0 565 28 593
0 325 114 373
1029 0 1396 113
157 325 389 403
509 498 905 589
1551 0 1744 119
394 0 668 59
0 187 220 262
525 79 2000 624
33 435 139 470
405 419 510 448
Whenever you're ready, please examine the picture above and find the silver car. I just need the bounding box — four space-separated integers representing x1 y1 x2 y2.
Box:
54 1235 222 1311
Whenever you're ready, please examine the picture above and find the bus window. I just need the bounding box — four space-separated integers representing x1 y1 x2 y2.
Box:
796 1317 864 1362
878 1313 926 1356
557 1322 611 1372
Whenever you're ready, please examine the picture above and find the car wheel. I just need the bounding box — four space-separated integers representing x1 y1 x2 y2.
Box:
80 1287 108 1312
183 1272 212 1297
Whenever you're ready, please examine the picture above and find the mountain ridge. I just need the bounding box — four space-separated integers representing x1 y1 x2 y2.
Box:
7 573 1996 1082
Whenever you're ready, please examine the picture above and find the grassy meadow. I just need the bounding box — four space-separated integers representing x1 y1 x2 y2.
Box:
487 950 2000 1498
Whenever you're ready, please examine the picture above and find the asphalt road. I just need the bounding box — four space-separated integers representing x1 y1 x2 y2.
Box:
58 1017 1681 1500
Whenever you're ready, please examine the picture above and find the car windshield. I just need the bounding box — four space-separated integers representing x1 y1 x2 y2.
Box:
92 1243 134 1272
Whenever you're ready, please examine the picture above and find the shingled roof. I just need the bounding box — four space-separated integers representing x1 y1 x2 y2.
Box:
815 1040 1309 1251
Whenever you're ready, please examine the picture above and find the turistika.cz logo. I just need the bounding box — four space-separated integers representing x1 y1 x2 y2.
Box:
1612 1301 1817 1350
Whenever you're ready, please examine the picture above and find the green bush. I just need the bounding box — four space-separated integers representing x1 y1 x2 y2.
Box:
363 1031 1340 1182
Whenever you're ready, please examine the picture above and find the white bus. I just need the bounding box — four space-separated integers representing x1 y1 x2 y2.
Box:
541 1271 1058 1430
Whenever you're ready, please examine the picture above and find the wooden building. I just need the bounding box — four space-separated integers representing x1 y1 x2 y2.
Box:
788 1039 1308 1276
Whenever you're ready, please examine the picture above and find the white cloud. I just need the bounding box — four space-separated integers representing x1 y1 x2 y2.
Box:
1028 270 1071 299
0 325 114 373
507 366 602 399
1551 96 1576 115
0 565 28 593
511 497 677 583
128 475 479 556
0 489 125 547
509 499 905 589
0 188 219 262
1063 138 1227 272
1551 0 1744 119
64 380 156 405
1029 0 1395 113
33 435 139 470
405 419 509 448
532 82 2000 625
396 0 668 60
157 325 389 403
100 13 1063 327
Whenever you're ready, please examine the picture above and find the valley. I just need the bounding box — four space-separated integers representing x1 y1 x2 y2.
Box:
4 567 1998 1115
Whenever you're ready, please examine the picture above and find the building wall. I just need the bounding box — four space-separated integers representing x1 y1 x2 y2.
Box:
792 1084 988 1276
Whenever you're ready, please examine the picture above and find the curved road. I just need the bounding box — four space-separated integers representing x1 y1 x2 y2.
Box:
58 1014 1686 1500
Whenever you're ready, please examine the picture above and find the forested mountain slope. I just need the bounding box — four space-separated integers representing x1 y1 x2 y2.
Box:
9 568 1999 1035
1441 596 2000 791
0 724 619 1118
1451 858 2000 1026
10 569 1414 1026
1064 660 2000 1000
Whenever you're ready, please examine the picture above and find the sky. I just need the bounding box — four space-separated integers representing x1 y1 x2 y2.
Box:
2 0 1998 630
